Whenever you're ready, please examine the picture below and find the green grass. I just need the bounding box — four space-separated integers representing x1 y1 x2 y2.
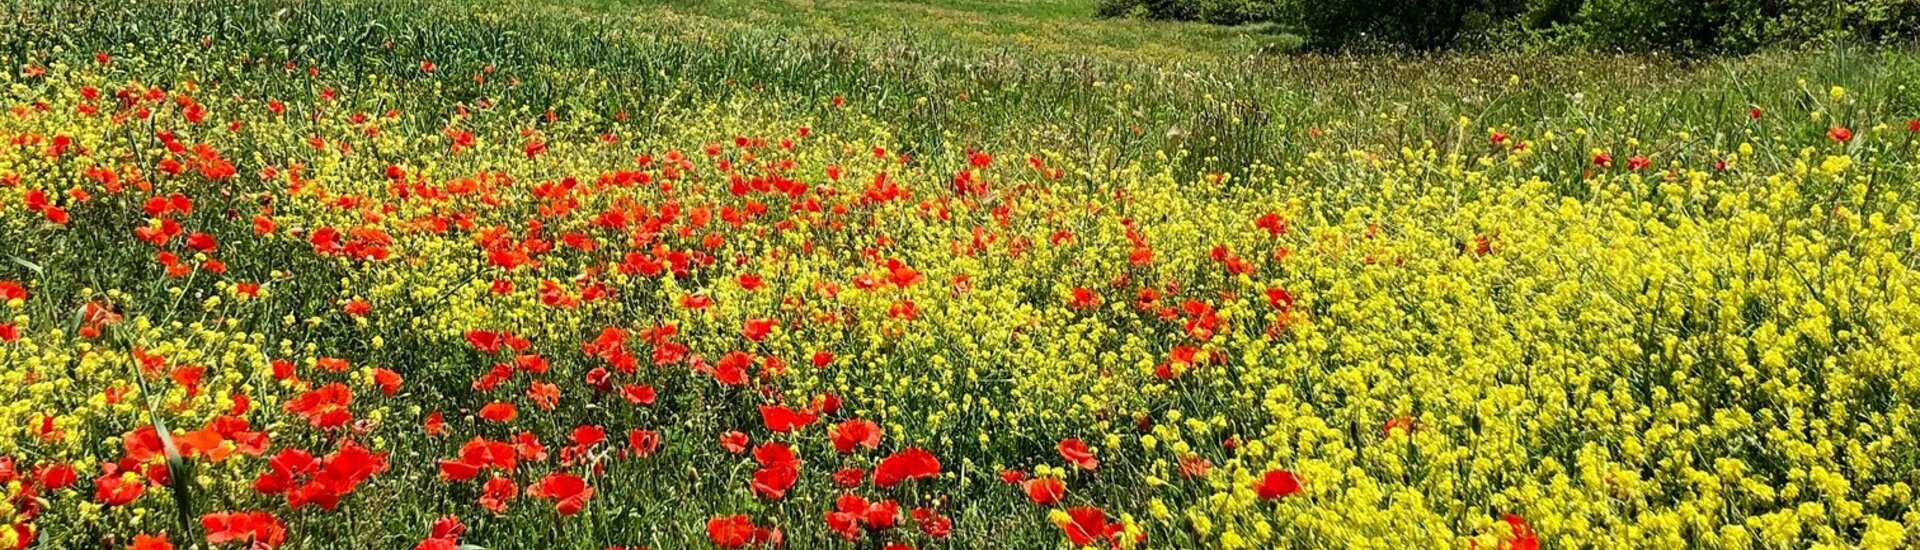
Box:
548 0 1296 62
22 0 1918 180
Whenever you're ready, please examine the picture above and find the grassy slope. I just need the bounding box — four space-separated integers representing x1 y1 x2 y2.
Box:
544 0 1291 62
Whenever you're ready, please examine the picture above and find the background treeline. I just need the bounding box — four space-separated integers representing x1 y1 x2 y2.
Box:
1096 0 1920 53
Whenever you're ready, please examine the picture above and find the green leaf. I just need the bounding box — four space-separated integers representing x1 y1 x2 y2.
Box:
148 412 197 536
9 255 42 276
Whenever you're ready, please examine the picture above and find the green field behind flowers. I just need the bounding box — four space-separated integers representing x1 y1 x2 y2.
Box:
0 0 1917 549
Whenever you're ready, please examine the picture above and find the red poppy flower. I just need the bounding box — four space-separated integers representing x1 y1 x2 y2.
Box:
1383 415 1416 436
33 413 67 444
128 534 174 550
480 476 516 514
251 448 314 491
825 494 900 541
829 419 883 453
862 499 899 530
760 356 789 376
1053 507 1120 546
741 318 778 341
1626 155 1650 171
1502 514 1539 550
1068 286 1100 309
183 232 218 252
570 425 607 448
705 515 780 549
832 467 865 488
812 392 842 415
528 381 561 410
94 471 145 506
735 273 764 291
283 383 355 429
40 463 77 489
1253 469 1302 500
123 425 167 462
478 401 517 423
967 149 993 167
1057 438 1099 471
1179 454 1213 478
758 404 817 433
1263 287 1295 310
527 472 593 516
466 330 509 353
620 384 656 406
473 363 513 392
371 368 403 396
719 431 750 454
706 515 756 549
439 437 517 481
0 281 29 302
825 501 864 541
626 429 662 458
872 447 940 488
429 515 467 542
1023 477 1065 505
912 507 952 539
1828 125 1854 143
515 354 550 374
713 352 752 386
178 416 266 460
513 432 548 461
424 411 448 437
750 443 800 501
257 441 388 511
201 511 287 548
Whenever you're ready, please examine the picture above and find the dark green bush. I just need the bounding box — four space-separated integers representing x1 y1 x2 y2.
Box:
1097 0 1287 26
1097 0 1920 53
1540 0 1920 53
1193 0 1288 25
1296 0 1529 51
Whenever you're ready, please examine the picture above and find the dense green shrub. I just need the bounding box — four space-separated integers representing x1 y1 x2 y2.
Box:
1538 0 1920 53
1098 0 1920 53
1296 0 1529 51
1096 0 1286 26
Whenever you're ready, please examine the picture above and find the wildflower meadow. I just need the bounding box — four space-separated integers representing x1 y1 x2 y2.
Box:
0 0 1918 549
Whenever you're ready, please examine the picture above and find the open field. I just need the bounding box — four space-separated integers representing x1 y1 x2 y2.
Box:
0 0 1918 548
555 0 1293 61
